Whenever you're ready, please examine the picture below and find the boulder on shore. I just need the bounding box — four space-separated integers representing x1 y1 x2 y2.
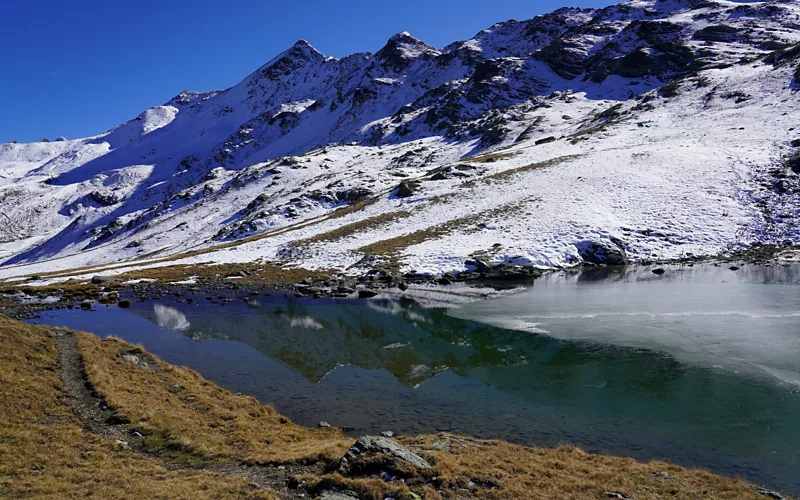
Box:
576 239 629 266
338 436 431 476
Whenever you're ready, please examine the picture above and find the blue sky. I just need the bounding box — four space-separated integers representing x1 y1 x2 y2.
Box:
1 0 614 144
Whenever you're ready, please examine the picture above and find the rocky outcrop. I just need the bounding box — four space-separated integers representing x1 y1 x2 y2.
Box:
88 190 120 206
576 239 629 266
338 436 431 476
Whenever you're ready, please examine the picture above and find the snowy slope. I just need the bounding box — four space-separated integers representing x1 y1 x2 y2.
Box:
1 0 799 280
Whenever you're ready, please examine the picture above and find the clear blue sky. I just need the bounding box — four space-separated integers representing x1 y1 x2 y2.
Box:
1 0 613 144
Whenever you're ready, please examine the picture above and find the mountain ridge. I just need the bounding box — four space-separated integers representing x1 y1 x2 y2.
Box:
1 0 799 282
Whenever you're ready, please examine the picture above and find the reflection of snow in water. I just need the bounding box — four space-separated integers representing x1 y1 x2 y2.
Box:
287 316 324 330
406 311 427 323
12 292 61 304
153 304 190 331
382 342 410 349
368 300 427 323
407 364 449 388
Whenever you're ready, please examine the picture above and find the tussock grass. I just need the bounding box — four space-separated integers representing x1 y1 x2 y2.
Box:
405 435 771 499
4 263 332 297
461 155 578 188
292 211 411 247
0 315 276 499
304 435 779 499
75 332 352 464
462 151 516 163
357 200 531 259
569 116 633 141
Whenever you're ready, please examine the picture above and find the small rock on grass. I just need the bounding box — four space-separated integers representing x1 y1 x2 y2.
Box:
651 471 671 479
319 421 331 428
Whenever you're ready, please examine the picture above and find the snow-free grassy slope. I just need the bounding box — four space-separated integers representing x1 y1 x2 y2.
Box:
0 316 278 499
1 0 798 281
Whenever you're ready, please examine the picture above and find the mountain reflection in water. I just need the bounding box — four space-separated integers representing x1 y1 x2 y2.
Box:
31 263 800 495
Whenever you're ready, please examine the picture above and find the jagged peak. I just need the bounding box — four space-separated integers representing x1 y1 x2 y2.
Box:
249 38 327 82
376 31 440 66
280 38 325 61
388 31 420 44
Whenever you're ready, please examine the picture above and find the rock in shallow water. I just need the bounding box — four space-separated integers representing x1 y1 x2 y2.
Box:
576 239 629 266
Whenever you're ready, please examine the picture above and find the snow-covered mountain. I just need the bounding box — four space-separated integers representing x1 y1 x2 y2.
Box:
1 0 799 281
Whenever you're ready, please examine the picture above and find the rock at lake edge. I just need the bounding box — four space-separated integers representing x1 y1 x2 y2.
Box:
576 239 629 266
338 436 431 476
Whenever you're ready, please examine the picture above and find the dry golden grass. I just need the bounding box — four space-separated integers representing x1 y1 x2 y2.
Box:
357 201 531 260
462 151 517 163
326 193 383 220
292 211 411 246
115 262 332 287
3 262 331 297
406 435 773 499
304 435 780 500
460 155 578 188
75 332 352 464
0 315 276 500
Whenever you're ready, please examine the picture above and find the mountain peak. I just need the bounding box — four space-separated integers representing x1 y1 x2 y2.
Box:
388 31 419 44
251 39 325 81
377 31 440 67
291 39 315 50
282 39 323 60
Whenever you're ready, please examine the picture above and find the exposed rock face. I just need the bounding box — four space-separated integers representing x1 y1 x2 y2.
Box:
694 25 743 43
576 240 629 266
91 276 120 284
338 436 431 476
88 190 119 206
395 181 420 198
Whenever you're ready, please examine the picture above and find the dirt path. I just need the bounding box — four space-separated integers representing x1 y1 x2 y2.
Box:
52 328 320 498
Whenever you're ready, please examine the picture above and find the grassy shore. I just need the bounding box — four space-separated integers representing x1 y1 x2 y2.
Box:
0 314 788 499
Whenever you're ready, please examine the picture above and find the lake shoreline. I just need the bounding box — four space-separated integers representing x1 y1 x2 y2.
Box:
2 243 798 321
